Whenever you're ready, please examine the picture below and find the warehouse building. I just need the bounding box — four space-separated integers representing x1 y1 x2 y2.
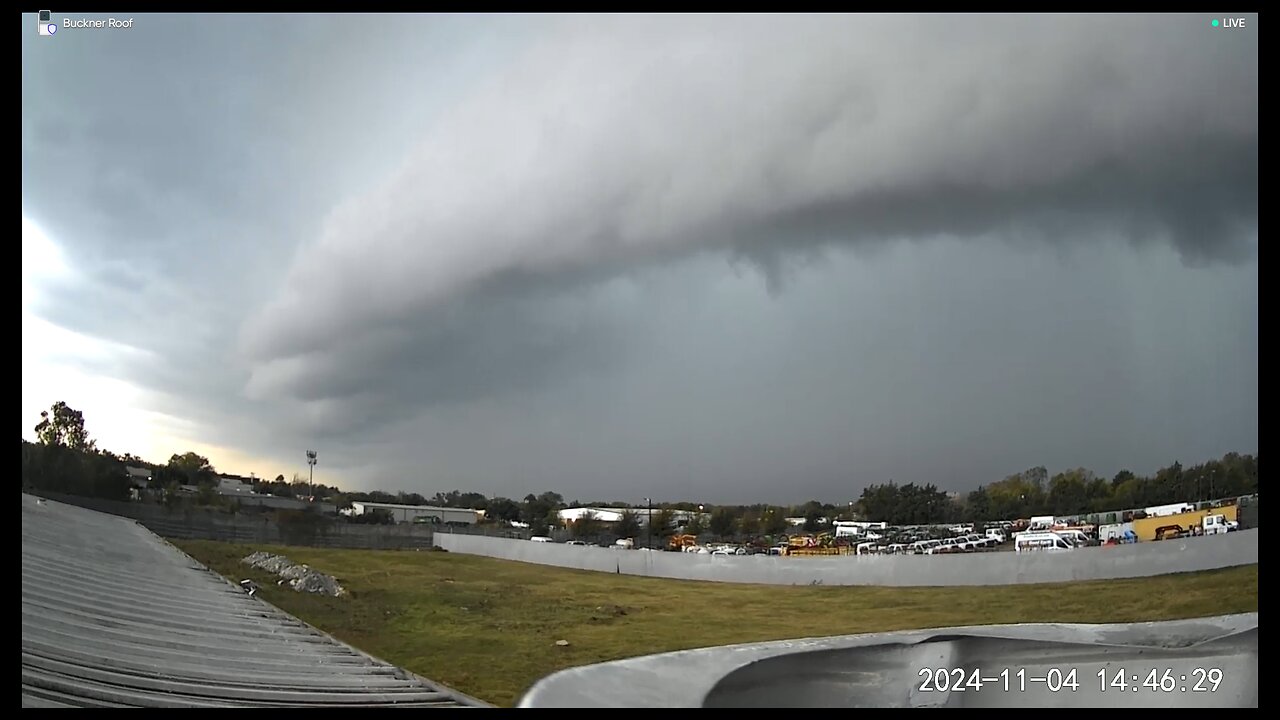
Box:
556 507 709 528
558 507 627 524
348 501 480 526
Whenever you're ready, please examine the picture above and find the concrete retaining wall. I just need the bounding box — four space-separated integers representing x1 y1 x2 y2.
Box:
434 530 1259 586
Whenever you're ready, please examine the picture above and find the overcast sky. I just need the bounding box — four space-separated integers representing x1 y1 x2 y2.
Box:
21 14 1257 504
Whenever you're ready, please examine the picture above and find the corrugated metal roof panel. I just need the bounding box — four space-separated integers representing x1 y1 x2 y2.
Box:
21 494 490 708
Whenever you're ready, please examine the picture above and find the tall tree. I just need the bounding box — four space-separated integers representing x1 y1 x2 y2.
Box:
615 510 641 539
684 515 705 536
802 506 823 532
167 452 217 486
965 486 991 523
761 507 788 535
35 401 96 452
486 497 521 522
572 510 602 539
1047 469 1091 516
521 492 565 527
709 507 737 538
1111 469 1135 488
1022 466 1049 491
650 508 676 538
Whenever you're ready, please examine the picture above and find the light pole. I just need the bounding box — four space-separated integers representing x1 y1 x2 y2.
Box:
645 497 652 549
306 450 317 502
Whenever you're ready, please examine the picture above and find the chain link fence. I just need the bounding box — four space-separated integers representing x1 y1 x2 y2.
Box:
29 492 529 550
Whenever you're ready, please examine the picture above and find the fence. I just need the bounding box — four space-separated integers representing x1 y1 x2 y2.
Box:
433 529 1259 586
30 492 517 550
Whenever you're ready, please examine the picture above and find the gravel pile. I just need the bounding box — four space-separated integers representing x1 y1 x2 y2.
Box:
241 551 347 597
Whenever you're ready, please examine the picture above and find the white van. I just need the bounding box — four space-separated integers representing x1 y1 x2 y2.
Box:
1054 529 1091 547
1015 532 1074 553
1029 515 1056 528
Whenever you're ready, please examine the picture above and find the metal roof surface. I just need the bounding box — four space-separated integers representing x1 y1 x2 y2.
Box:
22 494 491 708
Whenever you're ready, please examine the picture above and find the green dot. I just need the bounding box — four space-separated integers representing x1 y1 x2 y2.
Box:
1211 19 1219 27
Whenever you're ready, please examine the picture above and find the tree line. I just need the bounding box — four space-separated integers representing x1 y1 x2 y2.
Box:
857 456 1258 527
22 401 1257 534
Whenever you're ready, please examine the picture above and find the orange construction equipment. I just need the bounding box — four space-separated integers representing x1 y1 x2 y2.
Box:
666 534 699 551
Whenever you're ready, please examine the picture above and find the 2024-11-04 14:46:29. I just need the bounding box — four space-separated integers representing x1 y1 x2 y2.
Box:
916 667 1224 693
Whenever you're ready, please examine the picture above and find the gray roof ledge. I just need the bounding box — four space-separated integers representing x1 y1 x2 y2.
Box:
519 613 1258 708
22 493 490 708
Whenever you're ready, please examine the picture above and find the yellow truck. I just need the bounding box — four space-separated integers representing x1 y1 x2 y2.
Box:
1132 505 1239 542
785 546 853 557
781 533 852 556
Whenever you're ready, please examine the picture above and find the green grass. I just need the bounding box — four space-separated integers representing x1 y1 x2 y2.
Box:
174 540 1258 708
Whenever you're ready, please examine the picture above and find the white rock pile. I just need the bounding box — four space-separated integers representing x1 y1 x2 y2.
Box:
241 551 348 597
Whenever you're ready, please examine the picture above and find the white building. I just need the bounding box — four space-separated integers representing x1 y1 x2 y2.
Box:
667 510 710 527
349 501 479 526
556 507 709 528
558 507 626 524
218 476 256 495
833 521 888 537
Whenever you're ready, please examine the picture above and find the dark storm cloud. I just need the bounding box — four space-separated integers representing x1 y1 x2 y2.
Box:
733 135 1258 290
22 13 1257 497
240 15 1256 425
242 278 642 439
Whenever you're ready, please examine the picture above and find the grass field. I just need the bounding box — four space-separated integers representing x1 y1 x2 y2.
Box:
174 540 1258 708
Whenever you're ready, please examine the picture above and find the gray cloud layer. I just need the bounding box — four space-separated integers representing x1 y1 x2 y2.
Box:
239 15 1256 425
22 14 1257 501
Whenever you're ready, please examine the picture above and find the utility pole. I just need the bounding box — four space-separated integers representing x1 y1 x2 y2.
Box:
306 450 317 502
645 497 652 549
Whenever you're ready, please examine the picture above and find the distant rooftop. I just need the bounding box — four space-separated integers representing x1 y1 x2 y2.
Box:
351 501 479 513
